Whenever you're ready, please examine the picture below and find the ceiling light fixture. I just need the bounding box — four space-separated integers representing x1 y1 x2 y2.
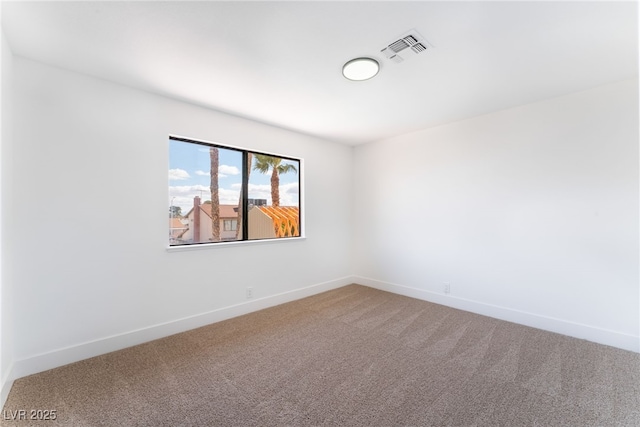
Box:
342 57 379 81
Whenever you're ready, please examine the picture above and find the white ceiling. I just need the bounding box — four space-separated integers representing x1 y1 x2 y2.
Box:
2 1 638 145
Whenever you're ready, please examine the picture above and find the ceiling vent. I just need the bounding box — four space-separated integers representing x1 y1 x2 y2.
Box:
381 30 430 64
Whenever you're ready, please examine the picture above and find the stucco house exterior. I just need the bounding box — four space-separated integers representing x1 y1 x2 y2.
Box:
176 197 239 244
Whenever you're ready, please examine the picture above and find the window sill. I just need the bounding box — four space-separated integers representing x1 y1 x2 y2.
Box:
166 236 306 252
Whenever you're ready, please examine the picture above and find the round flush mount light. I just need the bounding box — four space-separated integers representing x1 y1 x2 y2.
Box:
342 57 380 81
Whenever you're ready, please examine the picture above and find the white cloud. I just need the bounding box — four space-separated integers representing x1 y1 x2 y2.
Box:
219 188 241 205
220 165 240 176
197 170 228 179
284 182 299 194
168 168 190 181
195 165 239 179
246 182 299 206
280 182 299 206
169 184 241 214
247 184 271 205
248 183 271 192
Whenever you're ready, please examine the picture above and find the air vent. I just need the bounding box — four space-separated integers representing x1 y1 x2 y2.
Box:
403 35 418 44
381 30 431 64
388 39 409 53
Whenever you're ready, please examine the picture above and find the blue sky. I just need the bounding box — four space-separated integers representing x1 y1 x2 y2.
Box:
168 139 300 215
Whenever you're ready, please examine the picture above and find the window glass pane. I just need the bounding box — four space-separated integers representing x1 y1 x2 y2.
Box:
169 139 243 245
168 137 302 246
247 154 300 240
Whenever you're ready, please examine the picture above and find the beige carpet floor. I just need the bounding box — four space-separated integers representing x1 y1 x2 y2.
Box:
2 284 640 426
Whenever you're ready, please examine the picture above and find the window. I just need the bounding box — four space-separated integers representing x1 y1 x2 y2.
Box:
168 136 301 246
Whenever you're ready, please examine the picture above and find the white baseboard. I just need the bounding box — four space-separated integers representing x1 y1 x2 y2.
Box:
355 276 640 353
8 276 356 387
1 365 14 410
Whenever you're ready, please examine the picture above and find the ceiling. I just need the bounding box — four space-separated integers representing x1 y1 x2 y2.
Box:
2 1 638 145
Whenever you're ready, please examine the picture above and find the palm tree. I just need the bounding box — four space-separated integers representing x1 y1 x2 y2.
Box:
253 155 297 207
210 147 220 242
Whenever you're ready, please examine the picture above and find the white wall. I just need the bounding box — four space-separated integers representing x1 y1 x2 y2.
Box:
8 57 353 380
353 79 640 351
1 27 16 406
2 51 638 408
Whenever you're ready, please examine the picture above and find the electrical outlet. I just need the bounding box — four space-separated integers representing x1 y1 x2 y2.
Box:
246 287 253 299
444 282 451 294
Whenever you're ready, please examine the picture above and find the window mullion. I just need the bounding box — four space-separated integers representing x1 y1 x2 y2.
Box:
242 151 249 241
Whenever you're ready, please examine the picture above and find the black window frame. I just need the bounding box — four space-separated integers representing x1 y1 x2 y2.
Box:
169 135 302 246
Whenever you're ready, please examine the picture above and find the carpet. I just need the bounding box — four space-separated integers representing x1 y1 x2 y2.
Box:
2 284 639 426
